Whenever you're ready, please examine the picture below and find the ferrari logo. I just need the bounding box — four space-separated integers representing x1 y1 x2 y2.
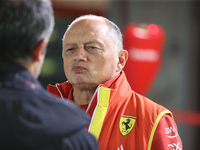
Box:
119 115 136 136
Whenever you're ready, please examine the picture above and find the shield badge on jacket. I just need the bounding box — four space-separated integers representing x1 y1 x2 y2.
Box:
119 115 136 136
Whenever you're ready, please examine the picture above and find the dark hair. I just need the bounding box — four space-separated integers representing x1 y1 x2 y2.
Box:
0 0 54 61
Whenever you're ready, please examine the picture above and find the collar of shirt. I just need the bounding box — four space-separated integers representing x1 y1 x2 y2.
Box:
67 73 121 111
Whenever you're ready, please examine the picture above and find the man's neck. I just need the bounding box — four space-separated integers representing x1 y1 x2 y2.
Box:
73 87 96 105
72 73 121 105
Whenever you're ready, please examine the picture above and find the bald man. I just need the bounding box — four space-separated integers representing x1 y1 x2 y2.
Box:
48 15 182 150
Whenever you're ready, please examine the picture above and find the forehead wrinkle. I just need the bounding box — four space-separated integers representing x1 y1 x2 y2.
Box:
71 18 109 34
63 31 83 48
64 43 76 48
63 19 111 49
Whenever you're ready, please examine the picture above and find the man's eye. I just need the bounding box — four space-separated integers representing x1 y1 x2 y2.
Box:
67 48 74 51
88 46 99 50
92 46 98 49
86 45 101 54
88 46 97 49
64 48 76 55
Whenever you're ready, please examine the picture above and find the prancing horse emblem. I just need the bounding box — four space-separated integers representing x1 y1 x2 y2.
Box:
119 115 136 136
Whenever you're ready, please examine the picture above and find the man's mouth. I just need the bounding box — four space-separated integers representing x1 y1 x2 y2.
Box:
72 66 87 73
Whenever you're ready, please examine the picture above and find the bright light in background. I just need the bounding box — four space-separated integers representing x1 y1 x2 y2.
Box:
133 27 149 39
148 24 159 35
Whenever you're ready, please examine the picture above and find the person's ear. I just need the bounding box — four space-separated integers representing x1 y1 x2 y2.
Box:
32 38 48 61
116 50 128 72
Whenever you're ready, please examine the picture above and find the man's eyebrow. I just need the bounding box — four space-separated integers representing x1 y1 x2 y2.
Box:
85 40 104 46
63 43 76 47
63 40 105 48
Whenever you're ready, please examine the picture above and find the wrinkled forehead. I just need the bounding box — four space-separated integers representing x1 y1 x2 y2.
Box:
64 18 109 38
71 17 107 29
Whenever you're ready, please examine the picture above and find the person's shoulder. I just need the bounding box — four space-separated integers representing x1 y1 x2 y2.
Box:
29 128 99 150
129 91 170 117
61 128 99 150
151 114 182 150
132 91 165 107
34 91 99 149
0 86 92 149
35 88 90 121
21 87 91 135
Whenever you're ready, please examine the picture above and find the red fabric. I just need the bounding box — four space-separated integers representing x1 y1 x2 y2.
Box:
47 71 182 150
152 115 182 150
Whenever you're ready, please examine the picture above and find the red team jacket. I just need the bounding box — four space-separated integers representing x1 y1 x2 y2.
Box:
48 71 182 150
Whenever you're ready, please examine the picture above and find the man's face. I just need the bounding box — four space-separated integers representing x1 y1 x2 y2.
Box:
62 19 120 90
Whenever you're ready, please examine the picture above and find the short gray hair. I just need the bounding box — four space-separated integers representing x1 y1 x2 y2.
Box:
66 14 123 53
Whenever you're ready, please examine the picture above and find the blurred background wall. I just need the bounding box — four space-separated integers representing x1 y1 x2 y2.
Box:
38 0 200 149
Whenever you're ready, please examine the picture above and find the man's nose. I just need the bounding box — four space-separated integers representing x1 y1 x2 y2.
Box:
73 47 87 62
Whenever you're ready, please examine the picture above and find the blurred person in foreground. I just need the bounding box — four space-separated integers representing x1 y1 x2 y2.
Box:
0 1 98 150
48 14 182 150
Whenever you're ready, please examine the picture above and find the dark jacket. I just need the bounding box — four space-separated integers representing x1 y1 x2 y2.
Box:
0 62 99 150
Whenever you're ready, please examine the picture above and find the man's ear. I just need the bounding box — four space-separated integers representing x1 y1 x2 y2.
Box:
32 38 48 61
117 50 128 72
